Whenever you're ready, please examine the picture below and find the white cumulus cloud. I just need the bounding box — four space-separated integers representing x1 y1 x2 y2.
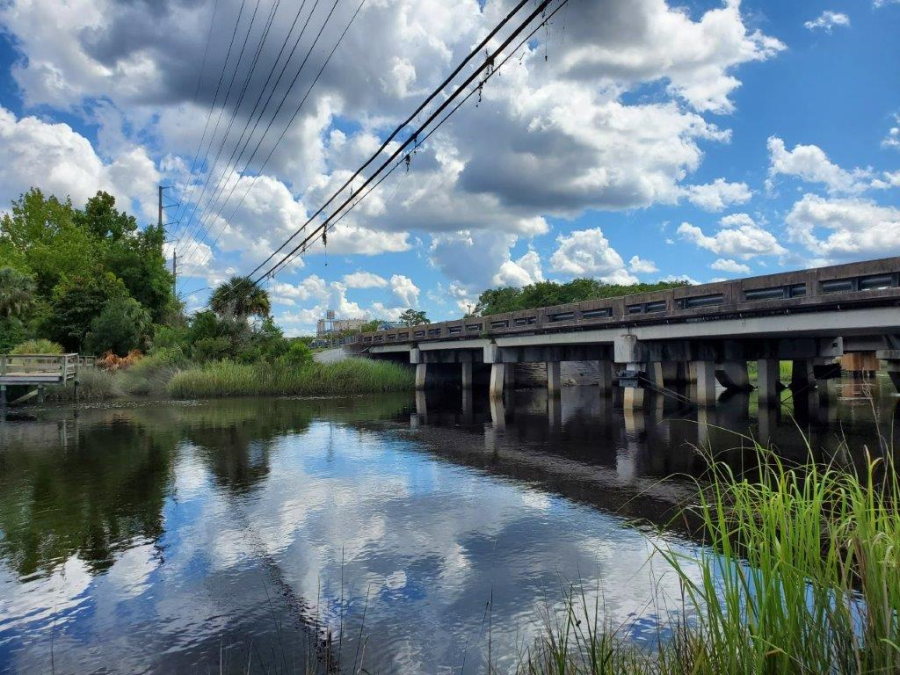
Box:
804 11 851 32
711 258 751 274
550 228 637 283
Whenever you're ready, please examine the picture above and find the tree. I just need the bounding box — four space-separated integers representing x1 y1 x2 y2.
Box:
473 279 690 316
86 297 152 356
210 276 271 320
0 267 37 319
0 189 97 297
44 273 128 352
399 309 429 326
76 192 174 323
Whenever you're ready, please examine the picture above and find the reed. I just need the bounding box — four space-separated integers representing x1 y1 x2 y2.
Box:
168 358 415 399
519 444 900 674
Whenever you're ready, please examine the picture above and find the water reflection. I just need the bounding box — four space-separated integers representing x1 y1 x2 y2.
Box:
0 379 896 674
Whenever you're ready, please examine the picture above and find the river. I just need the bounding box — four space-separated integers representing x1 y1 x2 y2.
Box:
0 377 897 673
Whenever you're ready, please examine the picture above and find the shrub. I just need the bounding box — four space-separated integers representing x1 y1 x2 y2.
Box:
86 296 151 356
280 340 313 367
10 338 64 355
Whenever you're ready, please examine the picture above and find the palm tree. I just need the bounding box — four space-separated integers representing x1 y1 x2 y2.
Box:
0 267 37 319
209 276 271 320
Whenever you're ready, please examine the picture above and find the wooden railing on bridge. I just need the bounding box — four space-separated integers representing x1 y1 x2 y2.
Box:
0 354 95 390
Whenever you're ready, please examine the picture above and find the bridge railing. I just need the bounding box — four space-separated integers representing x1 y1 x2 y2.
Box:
358 256 900 347
0 354 84 382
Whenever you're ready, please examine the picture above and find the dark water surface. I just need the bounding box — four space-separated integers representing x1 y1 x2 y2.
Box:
0 378 897 674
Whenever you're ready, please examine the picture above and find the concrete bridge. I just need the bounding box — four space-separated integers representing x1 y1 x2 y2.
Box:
356 257 900 409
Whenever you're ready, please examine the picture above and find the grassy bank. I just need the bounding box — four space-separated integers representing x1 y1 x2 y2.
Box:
520 447 900 674
168 358 414 399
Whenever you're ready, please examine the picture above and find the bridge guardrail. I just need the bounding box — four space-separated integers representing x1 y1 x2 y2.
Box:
358 257 900 347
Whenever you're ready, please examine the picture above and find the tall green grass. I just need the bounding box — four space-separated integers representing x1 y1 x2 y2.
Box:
519 446 900 674
47 369 123 401
168 358 414 399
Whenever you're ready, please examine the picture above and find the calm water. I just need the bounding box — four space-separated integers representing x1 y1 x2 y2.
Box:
0 378 897 674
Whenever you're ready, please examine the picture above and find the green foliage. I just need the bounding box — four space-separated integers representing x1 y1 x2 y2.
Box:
280 340 313 367
399 309 429 326
10 338 63 355
44 273 127 352
150 324 189 352
0 267 37 319
86 296 152 356
474 278 689 316
0 318 27 353
520 447 900 675
209 276 271 320
0 189 173 350
169 358 414 398
359 319 382 333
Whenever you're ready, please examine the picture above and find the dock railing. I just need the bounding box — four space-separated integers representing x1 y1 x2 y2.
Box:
0 354 90 385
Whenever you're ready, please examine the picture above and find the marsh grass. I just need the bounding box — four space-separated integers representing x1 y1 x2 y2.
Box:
168 358 414 399
47 369 123 401
518 442 900 674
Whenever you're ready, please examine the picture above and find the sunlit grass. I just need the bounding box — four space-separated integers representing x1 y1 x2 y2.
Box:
168 358 415 399
518 443 900 674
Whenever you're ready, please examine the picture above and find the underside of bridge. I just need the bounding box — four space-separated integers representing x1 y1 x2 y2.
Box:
368 308 900 413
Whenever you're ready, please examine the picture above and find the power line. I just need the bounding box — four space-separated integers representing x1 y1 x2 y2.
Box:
171 0 245 243
177 0 328 265
167 0 221 236
196 0 367 263
179 0 345 266
201 0 568 310
242 0 536 280
256 0 564 283
175 0 266 249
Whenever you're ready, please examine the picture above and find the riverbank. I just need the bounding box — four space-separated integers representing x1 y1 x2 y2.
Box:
45 356 414 401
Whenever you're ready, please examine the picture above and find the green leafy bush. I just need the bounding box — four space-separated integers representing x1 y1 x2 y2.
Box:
10 338 63 355
86 296 152 356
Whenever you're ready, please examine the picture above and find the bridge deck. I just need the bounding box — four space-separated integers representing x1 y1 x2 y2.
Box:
358 257 900 347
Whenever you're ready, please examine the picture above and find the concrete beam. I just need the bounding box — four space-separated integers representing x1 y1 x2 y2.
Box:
493 307 900 349
420 338 490 352
410 347 421 364
369 344 413 354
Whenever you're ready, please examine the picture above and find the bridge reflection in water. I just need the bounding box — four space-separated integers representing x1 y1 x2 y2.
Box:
408 377 899 530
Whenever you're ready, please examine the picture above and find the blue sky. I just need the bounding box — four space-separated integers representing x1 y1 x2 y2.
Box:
0 0 897 334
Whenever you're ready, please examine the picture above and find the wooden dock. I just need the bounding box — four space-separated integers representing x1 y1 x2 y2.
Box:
0 354 96 405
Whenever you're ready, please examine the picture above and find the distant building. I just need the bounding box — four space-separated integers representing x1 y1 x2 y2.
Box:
316 315 368 337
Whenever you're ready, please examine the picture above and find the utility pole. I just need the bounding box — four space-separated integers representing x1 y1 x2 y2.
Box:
159 185 177 298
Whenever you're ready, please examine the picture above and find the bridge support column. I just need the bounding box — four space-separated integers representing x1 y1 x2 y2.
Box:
623 385 645 411
646 362 676 390
791 359 816 390
461 362 473 390
757 359 781 407
547 361 561 397
693 361 717 407
415 364 428 391
0 385 6 409
598 361 613 396
37 385 44 405
876 351 900 392
489 363 506 399
716 362 751 391
505 364 516 390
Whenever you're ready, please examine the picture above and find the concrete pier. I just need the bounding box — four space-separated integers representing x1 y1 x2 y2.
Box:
489 363 506 399
694 361 718 407
547 361 561 398
415 363 427 391
461 362 473 390
757 359 781 407
716 362 750 391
